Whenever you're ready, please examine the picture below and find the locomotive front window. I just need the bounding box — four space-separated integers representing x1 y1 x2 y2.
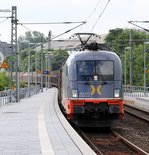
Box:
96 61 114 81
77 61 94 81
77 60 114 81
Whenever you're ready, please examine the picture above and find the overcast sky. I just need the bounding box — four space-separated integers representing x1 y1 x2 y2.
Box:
0 0 149 42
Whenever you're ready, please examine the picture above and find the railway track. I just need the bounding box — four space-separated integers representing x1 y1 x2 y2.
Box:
61 102 149 154
75 104 149 154
112 104 149 153
79 128 148 155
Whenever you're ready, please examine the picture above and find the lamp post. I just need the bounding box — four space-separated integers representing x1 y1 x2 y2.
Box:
124 47 130 86
129 29 133 88
20 40 31 97
28 44 31 97
29 43 39 94
40 44 43 92
34 50 37 94
43 51 51 90
144 42 149 95
21 40 42 96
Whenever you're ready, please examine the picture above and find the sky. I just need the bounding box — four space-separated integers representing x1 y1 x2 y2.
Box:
0 0 149 43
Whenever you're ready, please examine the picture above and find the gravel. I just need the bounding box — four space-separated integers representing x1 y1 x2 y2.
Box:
113 113 149 153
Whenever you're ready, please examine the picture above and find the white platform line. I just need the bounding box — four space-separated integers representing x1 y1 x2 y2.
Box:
38 102 55 155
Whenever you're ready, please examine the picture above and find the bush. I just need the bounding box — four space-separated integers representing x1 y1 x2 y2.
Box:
20 81 26 88
0 71 10 91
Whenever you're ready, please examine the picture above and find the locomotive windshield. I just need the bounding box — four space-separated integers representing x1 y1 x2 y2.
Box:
77 60 114 81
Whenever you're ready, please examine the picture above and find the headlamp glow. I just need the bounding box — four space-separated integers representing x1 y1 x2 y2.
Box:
114 89 120 98
72 89 78 98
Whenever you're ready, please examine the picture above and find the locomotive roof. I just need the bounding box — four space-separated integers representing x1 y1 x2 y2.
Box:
66 50 120 64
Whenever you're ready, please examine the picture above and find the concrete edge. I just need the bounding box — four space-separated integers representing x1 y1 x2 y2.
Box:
124 98 149 113
53 88 96 155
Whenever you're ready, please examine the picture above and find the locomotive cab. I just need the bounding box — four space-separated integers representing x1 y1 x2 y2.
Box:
59 33 124 127
61 49 124 127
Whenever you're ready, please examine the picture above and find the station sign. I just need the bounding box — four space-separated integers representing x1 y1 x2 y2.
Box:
12 85 16 90
37 69 41 74
43 70 50 74
146 69 149 73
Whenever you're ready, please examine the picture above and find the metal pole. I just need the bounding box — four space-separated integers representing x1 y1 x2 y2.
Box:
129 29 133 88
46 54 48 90
47 53 50 88
144 43 146 95
28 43 30 97
35 50 37 94
11 6 18 102
48 31 51 88
124 49 127 86
41 44 43 92
17 41 20 102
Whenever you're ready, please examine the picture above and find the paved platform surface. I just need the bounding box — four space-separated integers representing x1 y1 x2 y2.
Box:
0 88 95 155
124 96 149 112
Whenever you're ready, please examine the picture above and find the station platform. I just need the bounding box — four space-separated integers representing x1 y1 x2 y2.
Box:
0 88 95 155
124 96 149 112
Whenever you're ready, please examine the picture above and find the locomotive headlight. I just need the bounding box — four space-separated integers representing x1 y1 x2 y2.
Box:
114 89 120 98
72 89 78 98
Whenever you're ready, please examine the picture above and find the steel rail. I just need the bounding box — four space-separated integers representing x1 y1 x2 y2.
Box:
112 131 149 155
79 131 103 155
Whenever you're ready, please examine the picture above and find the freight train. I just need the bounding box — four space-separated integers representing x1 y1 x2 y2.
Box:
56 33 124 127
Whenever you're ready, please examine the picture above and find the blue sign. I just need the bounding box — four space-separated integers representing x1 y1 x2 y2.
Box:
43 71 50 74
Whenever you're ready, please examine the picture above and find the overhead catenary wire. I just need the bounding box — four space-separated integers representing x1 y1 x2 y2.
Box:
0 17 9 24
129 20 149 23
85 0 102 21
0 16 11 18
128 21 149 32
18 21 86 52
51 22 86 40
91 0 110 32
18 20 86 40
80 0 103 32
19 23 32 31
0 9 86 50
18 21 86 25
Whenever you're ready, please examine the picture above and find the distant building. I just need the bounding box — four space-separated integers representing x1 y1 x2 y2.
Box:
35 34 107 51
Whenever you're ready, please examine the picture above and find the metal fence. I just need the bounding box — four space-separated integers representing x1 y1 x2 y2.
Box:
0 85 41 106
123 85 149 97
1 85 148 107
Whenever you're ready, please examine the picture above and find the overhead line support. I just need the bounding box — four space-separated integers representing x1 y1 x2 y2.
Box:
11 6 19 102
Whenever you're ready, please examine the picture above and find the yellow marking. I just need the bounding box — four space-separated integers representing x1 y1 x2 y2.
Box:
97 85 102 95
90 85 102 96
91 85 96 95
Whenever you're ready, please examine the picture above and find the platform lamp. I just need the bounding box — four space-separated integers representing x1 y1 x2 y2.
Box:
144 42 149 96
124 47 130 86
20 40 31 97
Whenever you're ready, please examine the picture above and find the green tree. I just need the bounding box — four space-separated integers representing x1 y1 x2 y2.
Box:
105 28 147 55
18 31 46 50
104 28 149 86
50 49 69 71
0 72 10 91
18 31 47 72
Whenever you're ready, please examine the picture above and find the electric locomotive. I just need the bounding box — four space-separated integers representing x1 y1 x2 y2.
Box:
59 33 124 127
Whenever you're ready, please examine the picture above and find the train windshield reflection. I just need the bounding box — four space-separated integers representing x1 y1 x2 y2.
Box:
77 60 114 81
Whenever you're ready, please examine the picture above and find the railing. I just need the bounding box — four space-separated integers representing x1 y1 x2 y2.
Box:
0 90 12 106
123 85 149 97
0 85 41 106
